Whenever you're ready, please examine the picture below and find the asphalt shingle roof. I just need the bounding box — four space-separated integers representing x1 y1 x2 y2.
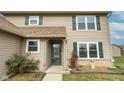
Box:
0 16 66 38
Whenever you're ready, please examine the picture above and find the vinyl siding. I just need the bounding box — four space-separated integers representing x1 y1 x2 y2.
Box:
21 39 65 71
5 14 112 67
0 31 21 80
5 15 25 26
21 38 48 71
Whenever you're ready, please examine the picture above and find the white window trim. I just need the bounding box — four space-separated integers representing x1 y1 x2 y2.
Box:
28 16 39 25
77 42 99 59
76 16 97 31
26 39 40 53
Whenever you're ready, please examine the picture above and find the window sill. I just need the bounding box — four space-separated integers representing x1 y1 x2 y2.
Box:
74 30 99 31
24 25 43 27
78 58 100 60
26 52 40 54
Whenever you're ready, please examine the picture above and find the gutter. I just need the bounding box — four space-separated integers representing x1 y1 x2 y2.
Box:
107 11 112 18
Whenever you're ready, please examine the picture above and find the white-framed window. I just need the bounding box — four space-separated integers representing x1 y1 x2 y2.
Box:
78 43 87 58
77 42 99 59
87 16 96 30
77 16 86 30
76 16 96 31
26 39 40 53
29 16 39 25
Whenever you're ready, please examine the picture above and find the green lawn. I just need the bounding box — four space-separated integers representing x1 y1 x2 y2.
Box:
114 56 124 68
63 73 124 81
110 56 124 72
5 72 45 81
63 56 124 81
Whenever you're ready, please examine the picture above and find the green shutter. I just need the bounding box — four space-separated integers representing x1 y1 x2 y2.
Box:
25 16 29 25
39 16 43 25
98 42 104 58
73 42 77 54
96 16 101 30
72 16 76 30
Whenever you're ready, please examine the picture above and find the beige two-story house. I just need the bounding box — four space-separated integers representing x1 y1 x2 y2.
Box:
0 11 112 80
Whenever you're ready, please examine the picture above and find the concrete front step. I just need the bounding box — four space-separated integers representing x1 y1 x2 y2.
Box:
42 65 70 81
45 65 70 74
45 65 63 74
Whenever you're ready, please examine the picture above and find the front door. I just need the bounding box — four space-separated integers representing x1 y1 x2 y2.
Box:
51 43 61 65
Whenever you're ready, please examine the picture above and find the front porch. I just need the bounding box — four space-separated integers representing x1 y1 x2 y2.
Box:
44 39 67 72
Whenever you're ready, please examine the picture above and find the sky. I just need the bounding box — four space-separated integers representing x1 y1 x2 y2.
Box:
0 1 123 45
109 11 124 45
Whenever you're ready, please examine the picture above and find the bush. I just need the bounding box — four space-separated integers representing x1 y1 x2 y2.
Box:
6 54 39 75
68 51 78 69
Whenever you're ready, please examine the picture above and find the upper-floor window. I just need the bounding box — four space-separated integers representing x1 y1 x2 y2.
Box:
29 16 39 25
78 16 86 30
87 16 95 30
76 16 96 30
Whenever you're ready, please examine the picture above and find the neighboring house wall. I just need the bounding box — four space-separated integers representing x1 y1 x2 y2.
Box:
112 45 121 57
5 14 112 67
0 31 21 80
121 48 124 56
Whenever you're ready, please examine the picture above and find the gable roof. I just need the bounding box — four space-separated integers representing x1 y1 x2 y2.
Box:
112 44 121 48
0 16 25 36
0 16 66 38
119 45 124 48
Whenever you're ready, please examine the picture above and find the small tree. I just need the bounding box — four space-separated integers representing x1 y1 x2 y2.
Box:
6 54 39 75
69 51 78 69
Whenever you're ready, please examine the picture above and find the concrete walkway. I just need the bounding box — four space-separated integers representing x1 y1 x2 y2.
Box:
42 65 63 81
45 65 63 74
42 73 62 81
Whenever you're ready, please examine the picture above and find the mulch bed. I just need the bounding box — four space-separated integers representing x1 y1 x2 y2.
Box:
4 72 46 81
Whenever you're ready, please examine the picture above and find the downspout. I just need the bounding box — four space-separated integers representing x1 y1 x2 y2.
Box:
107 12 114 67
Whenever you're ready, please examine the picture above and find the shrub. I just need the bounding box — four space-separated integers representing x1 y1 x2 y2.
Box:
68 51 78 69
6 54 39 75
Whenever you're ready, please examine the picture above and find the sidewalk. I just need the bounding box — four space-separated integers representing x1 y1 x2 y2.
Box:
42 73 62 81
42 65 63 81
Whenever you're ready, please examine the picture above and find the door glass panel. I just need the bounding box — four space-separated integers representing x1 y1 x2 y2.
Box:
51 43 61 65
53 44 60 58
